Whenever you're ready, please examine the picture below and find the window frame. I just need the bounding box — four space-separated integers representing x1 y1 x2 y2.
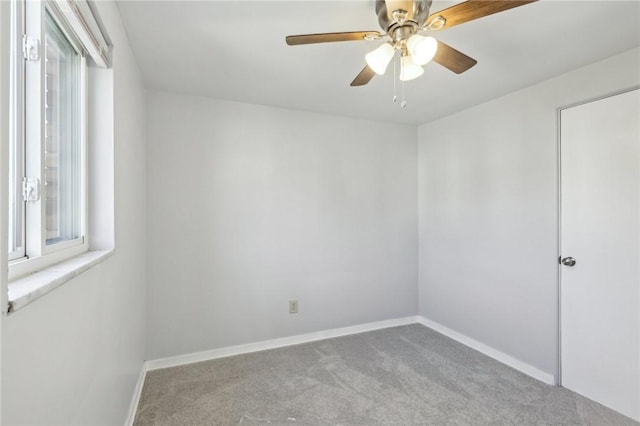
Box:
7 0 25 262
8 0 89 281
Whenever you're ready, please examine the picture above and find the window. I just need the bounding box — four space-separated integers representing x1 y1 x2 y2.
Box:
44 9 83 246
8 0 111 280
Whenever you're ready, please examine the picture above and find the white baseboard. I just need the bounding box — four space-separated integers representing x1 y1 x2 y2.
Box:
131 315 555 421
146 316 420 371
125 364 147 426
416 316 556 385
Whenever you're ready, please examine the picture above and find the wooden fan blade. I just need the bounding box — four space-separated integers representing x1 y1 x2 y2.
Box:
433 41 477 74
426 0 537 30
350 65 377 87
286 31 381 46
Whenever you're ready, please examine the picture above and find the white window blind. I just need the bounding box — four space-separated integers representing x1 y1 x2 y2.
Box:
48 0 111 68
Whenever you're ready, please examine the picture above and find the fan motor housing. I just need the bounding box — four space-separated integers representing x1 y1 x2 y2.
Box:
376 0 433 30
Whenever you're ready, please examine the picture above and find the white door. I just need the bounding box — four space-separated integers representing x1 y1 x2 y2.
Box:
560 88 639 421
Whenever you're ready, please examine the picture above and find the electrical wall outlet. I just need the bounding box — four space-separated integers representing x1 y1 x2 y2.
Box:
289 300 298 314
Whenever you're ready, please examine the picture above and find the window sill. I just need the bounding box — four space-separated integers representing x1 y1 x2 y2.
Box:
7 249 114 314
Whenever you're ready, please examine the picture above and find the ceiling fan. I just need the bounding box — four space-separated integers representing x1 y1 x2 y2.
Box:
285 0 537 87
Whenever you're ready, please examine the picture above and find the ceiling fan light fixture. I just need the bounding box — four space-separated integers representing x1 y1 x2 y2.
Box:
407 34 438 65
365 43 395 75
286 0 538 92
400 54 424 81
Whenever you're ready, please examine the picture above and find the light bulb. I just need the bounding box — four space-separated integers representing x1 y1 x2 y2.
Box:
406 35 438 65
400 54 424 81
365 43 395 75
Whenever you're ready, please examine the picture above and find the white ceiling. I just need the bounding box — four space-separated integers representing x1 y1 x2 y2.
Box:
116 0 640 125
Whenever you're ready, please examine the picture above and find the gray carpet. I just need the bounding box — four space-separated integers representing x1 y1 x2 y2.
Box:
134 324 638 425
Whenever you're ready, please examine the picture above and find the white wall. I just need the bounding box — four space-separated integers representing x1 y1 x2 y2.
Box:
417 48 640 379
146 91 417 360
0 2 146 424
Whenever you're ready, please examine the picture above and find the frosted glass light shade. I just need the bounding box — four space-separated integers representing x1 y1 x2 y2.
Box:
365 43 395 75
406 35 438 65
400 55 424 81
385 0 413 16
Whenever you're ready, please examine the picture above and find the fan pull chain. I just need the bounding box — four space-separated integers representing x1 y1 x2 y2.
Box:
401 80 407 108
393 51 397 103
401 55 407 108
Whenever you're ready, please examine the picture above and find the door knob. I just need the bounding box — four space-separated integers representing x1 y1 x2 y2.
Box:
561 257 576 267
